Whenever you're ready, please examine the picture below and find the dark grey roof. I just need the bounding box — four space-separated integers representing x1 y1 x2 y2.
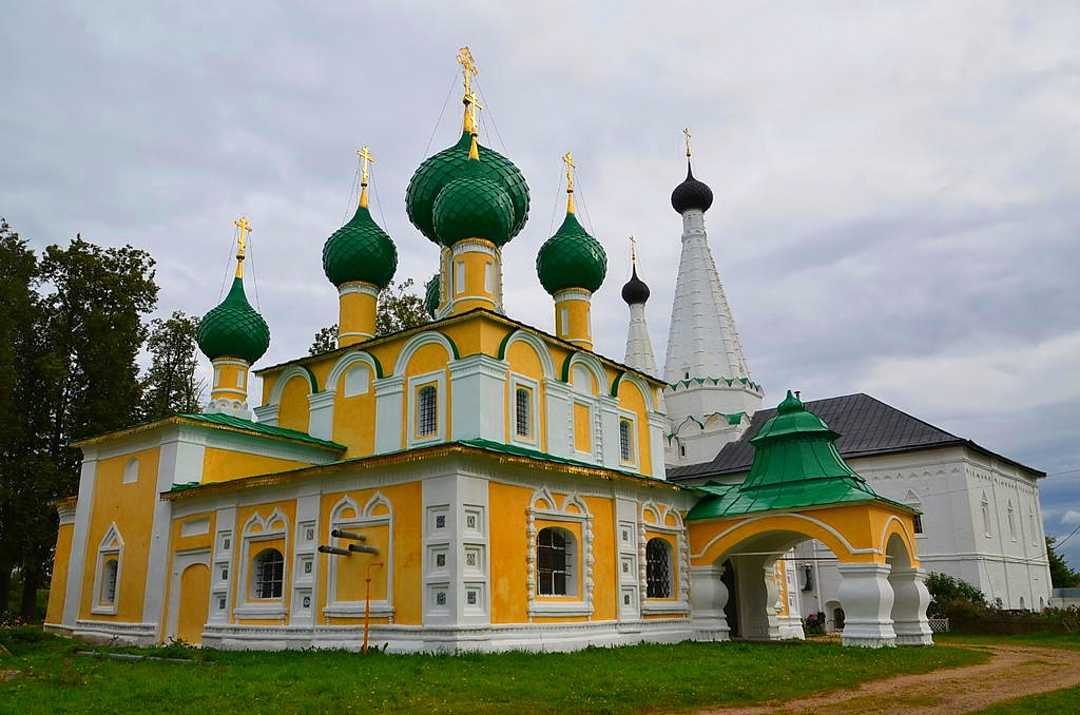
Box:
667 393 1045 481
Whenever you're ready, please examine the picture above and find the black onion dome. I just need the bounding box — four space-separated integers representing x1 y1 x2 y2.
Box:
621 265 650 305
670 160 714 214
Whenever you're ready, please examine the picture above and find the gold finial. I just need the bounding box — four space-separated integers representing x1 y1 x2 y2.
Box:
683 127 692 158
629 235 637 267
233 216 252 278
357 145 376 208
457 47 480 133
562 151 576 214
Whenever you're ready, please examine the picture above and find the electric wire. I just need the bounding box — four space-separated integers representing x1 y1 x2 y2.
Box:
343 162 361 224
421 69 460 161
476 81 509 154
247 231 262 311
217 226 237 300
371 167 390 234
548 164 564 235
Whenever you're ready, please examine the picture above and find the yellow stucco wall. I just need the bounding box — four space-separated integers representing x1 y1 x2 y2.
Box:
505 340 547 450
201 447 309 484
277 374 312 433
79 446 161 622
616 379 653 477
332 362 377 458
573 402 592 453
44 522 74 624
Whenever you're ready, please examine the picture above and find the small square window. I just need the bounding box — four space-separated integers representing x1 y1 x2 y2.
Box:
621 529 629 542
466 551 477 567
221 567 228 581
466 513 477 530
218 596 227 610
436 553 446 568
435 514 446 529
223 537 231 551
624 593 631 606
435 591 447 606
304 561 312 575
302 595 311 609
467 590 477 606
305 527 315 541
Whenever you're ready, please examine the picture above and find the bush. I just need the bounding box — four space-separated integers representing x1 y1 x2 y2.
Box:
803 611 827 635
926 572 986 617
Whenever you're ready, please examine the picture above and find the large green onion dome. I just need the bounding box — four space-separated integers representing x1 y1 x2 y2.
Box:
406 131 529 245
322 202 397 288
424 273 440 318
197 277 271 364
536 211 607 295
432 164 515 247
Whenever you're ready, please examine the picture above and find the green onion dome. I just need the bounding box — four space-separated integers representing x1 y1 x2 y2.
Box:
322 203 397 289
432 166 514 247
536 211 607 295
406 131 529 245
424 273 440 318
196 277 271 364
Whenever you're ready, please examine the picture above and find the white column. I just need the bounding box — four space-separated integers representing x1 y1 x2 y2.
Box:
63 447 99 627
889 566 933 645
690 565 730 641
449 354 506 442
373 375 405 453
306 391 335 441
838 563 897 648
544 381 572 459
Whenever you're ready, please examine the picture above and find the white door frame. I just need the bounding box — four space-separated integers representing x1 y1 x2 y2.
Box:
165 548 212 643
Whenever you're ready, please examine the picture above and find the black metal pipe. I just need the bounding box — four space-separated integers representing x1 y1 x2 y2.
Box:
331 528 367 542
318 545 350 556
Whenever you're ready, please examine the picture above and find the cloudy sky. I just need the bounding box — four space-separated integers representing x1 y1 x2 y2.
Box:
4 2 1079 564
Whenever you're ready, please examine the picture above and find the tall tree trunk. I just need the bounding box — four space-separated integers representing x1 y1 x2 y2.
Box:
19 568 39 622
0 556 11 614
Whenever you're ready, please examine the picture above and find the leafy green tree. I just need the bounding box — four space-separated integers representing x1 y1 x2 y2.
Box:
309 324 338 356
1047 536 1080 588
141 311 203 419
309 278 431 355
926 572 986 617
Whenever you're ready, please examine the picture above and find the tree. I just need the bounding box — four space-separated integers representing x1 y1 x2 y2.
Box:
309 324 338 356
309 278 431 355
926 572 986 617
375 278 429 337
1047 537 1080 588
141 311 203 419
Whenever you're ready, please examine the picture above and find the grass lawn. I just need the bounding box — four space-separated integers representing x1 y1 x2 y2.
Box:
0 628 986 714
936 632 1080 651
977 686 1080 713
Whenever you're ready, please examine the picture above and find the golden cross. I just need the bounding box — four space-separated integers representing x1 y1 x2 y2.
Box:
683 127 692 158
457 46 478 97
233 216 252 277
562 151 575 192
629 235 637 266
357 145 376 184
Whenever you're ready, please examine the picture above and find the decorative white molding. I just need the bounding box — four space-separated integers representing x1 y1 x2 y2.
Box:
324 492 395 619
392 331 456 377
90 523 124 616
527 488 595 617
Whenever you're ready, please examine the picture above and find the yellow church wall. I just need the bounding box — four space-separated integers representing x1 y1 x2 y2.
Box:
332 362 376 458
44 523 74 625
79 446 161 623
505 340 548 449
277 374 312 433
315 482 422 626
231 500 297 624
616 379 653 477
583 496 616 621
573 402 592 453
401 342 452 445
489 482 530 623
159 511 217 636
201 447 310 484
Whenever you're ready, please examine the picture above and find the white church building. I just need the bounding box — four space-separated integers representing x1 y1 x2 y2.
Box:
622 146 1053 625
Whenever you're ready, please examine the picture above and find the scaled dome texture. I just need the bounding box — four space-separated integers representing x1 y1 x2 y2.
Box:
536 212 607 294
406 131 530 244
322 203 398 288
197 278 271 364
670 161 714 214
424 274 440 318
621 266 650 305
432 171 515 247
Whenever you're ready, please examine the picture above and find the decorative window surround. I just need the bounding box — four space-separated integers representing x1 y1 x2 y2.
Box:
235 509 289 619
91 524 124 615
323 493 394 619
639 502 690 615
527 487 594 617
509 373 541 448
407 369 446 447
617 411 639 471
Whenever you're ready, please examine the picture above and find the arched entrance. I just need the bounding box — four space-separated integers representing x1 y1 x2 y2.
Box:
720 559 739 638
177 563 210 645
886 532 932 645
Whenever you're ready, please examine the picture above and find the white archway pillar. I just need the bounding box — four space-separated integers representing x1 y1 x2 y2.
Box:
837 563 897 648
889 567 933 645
690 565 730 641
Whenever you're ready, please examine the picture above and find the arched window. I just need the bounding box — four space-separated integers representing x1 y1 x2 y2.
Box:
1040 596 1045 610
537 527 575 596
515 387 531 438
252 548 284 599
646 538 672 598
619 418 634 464
100 558 119 604
1019 596 1025 610
981 495 991 537
1007 500 1016 540
417 385 437 438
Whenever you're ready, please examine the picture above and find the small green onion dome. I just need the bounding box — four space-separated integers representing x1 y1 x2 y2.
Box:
197 277 271 364
406 131 529 245
432 168 514 247
424 273 440 318
536 212 607 295
322 203 397 289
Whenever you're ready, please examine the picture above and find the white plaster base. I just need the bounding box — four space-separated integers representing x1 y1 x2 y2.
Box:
71 619 160 646
838 563 897 648
890 566 934 646
689 565 731 642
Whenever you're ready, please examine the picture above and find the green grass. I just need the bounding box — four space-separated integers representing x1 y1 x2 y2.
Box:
936 632 1080 651
977 686 1080 713
0 627 987 714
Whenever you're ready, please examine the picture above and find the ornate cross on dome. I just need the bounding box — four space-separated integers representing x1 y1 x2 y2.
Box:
357 145 375 207
683 127 692 158
457 47 481 134
562 151 576 214
234 216 252 277
629 235 637 266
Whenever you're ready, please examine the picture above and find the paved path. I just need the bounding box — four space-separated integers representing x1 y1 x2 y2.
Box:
699 644 1080 714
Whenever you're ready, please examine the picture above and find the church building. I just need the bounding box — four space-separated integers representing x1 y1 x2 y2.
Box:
44 51 932 652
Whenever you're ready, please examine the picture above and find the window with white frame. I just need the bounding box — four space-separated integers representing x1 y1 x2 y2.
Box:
455 261 465 295
343 365 369 397
122 457 139 484
537 527 576 596
416 384 437 438
252 548 284 599
100 558 119 605
645 538 672 598
515 387 531 439
912 513 924 535
619 417 635 464
93 525 123 614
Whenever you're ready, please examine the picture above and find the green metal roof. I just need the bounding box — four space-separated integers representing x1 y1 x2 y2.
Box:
687 391 907 520
536 211 607 294
424 273 440 318
322 202 398 288
196 276 271 364
432 168 514 247
178 412 345 451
